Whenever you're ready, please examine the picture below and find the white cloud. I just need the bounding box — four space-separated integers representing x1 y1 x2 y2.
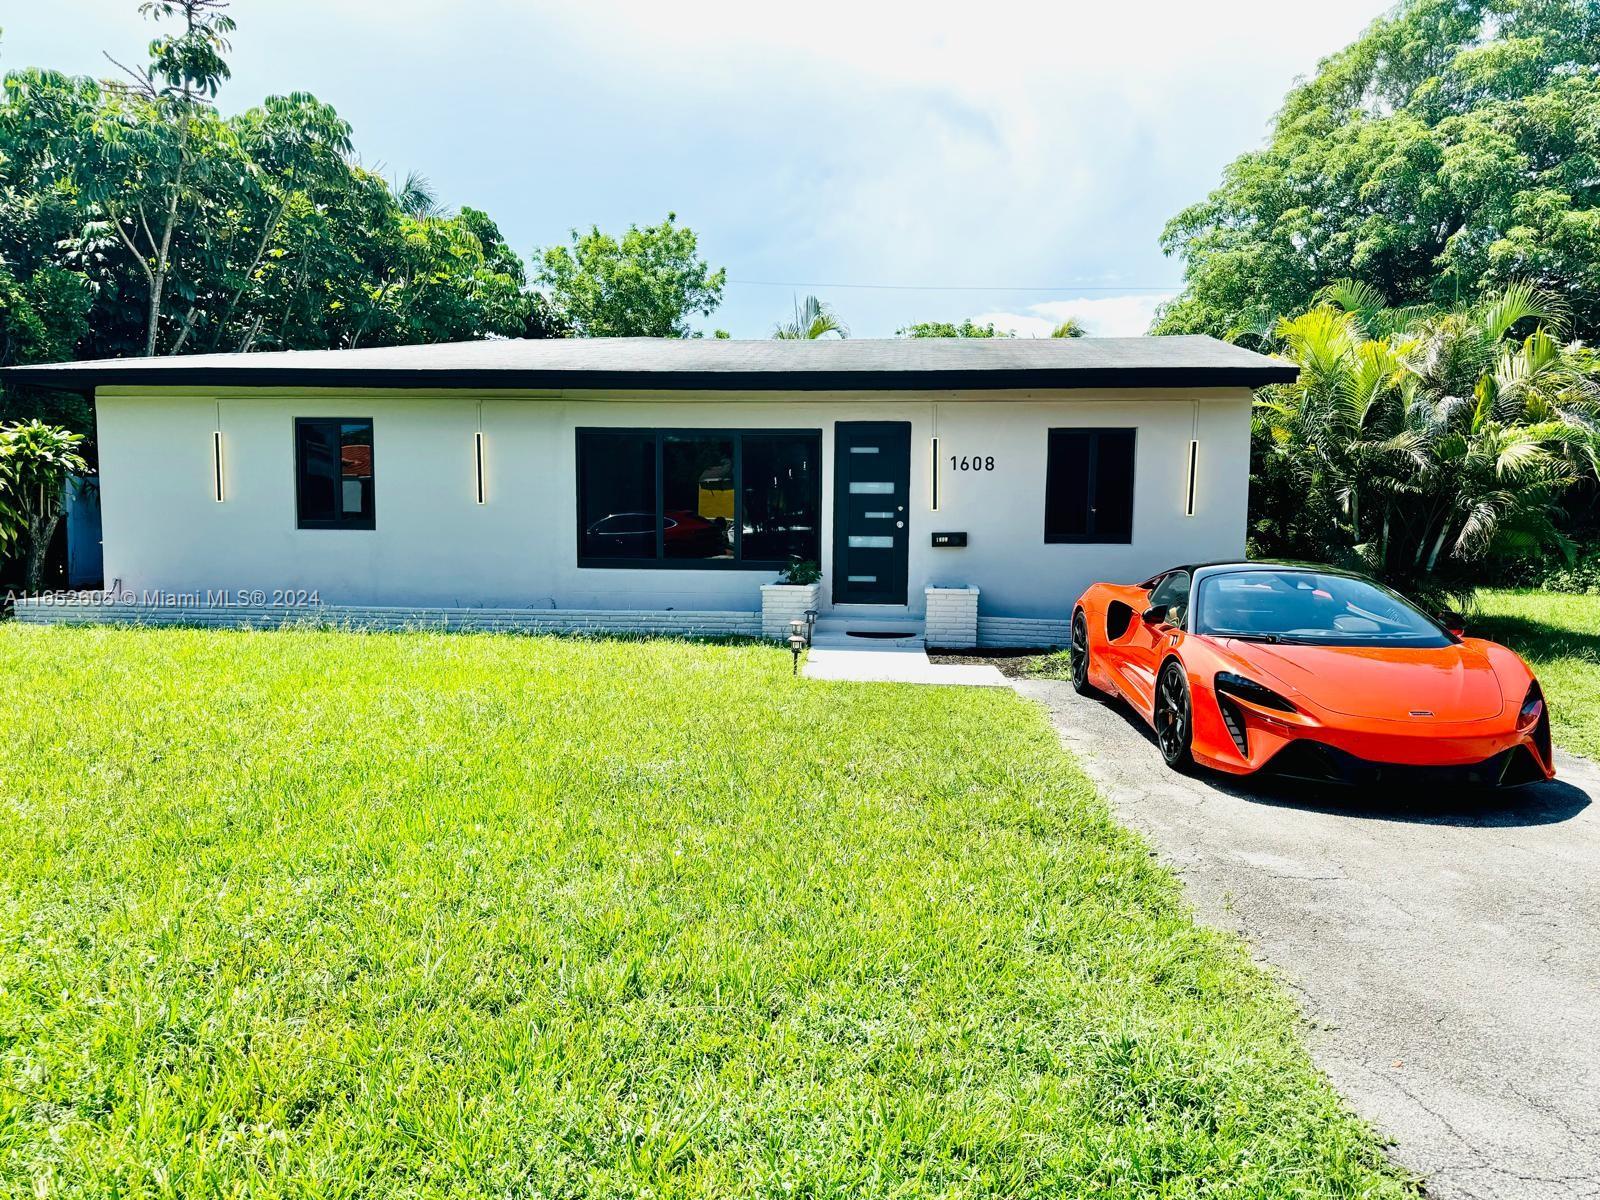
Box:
973 295 1177 338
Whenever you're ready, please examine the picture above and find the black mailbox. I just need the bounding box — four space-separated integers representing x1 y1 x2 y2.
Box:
931 531 968 547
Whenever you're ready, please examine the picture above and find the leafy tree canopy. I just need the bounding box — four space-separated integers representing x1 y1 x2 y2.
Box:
0 1 588 443
1251 281 1600 605
897 319 1013 338
1155 0 1600 341
536 214 725 338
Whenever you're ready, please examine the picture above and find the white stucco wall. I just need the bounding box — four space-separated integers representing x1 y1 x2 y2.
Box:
94 386 1252 619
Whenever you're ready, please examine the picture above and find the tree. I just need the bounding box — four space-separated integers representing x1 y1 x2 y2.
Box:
1251 283 1600 605
1155 0 1600 341
0 4 563 444
772 294 846 339
896 319 1013 338
1050 319 1085 338
91 0 238 356
536 214 724 337
0 419 87 592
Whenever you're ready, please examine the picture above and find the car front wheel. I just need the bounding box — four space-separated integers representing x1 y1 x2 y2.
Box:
1070 609 1100 697
1154 660 1195 771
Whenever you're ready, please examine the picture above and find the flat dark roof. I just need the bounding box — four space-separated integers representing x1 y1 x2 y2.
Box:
0 334 1297 393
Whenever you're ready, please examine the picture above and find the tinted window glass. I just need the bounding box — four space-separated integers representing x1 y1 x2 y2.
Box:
1195 570 1452 647
742 435 820 563
580 431 657 559
1149 570 1192 625
577 430 820 568
296 418 374 529
1044 428 1135 543
663 434 735 560
1093 430 1135 541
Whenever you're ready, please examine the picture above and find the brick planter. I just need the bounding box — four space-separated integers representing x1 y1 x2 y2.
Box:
761 582 820 640
925 585 979 649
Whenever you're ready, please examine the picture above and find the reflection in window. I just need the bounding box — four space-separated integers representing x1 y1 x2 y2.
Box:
664 435 735 560
296 418 375 530
577 429 820 568
580 432 657 559
741 435 819 564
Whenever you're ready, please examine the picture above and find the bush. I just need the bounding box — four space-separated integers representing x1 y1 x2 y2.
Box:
1496 544 1600 594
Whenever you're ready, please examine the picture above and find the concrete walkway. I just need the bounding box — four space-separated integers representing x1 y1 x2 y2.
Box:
1016 676 1600 1200
802 644 1006 686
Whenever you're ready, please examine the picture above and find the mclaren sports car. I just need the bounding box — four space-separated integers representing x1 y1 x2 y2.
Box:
1070 562 1554 787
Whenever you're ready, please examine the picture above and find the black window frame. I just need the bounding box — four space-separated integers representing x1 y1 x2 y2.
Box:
1043 427 1136 545
295 417 377 531
575 427 822 570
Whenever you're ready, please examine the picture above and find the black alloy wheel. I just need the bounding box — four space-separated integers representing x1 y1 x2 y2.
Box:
1070 609 1098 697
1154 660 1195 771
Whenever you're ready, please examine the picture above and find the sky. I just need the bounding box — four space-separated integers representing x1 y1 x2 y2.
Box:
3 0 1392 338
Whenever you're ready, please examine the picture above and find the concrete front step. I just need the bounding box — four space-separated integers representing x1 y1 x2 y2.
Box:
811 615 925 650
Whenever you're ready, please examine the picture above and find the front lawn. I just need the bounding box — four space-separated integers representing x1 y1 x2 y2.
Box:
0 625 1405 1197
1471 588 1600 760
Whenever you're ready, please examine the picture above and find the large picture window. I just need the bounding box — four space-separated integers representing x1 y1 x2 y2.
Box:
1044 428 1135 544
577 428 820 568
296 418 375 530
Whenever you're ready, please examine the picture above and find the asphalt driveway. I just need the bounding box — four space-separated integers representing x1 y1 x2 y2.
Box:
1015 676 1600 1200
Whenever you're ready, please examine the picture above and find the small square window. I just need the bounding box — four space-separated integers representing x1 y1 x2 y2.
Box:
296 418 375 530
1044 428 1135 544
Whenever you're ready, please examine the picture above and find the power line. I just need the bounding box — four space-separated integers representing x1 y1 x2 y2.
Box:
727 278 1180 293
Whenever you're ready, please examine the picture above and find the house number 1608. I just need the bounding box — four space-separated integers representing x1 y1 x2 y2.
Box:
950 455 995 472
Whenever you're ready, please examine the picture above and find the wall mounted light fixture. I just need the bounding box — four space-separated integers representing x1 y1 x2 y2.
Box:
212 429 225 503
474 430 486 505
1184 439 1199 517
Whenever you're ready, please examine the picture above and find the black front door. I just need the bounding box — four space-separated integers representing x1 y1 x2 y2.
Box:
833 421 911 605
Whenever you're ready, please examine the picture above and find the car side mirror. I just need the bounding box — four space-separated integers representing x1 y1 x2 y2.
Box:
1438 610 1466 637
1142 604 1170 627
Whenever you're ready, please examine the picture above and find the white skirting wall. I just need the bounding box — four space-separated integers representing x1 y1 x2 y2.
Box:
11 594 1073 648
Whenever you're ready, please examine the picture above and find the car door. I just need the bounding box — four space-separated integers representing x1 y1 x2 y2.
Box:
1113 569 1190 711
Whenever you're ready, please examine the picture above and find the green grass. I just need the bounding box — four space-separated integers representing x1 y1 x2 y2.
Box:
0 625 1407 1198
1471 588 1600 760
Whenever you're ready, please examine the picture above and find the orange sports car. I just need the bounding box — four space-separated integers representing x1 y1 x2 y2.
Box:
1070 562 1554 787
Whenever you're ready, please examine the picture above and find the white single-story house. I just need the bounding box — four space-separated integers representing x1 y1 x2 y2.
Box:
4 336 1294 647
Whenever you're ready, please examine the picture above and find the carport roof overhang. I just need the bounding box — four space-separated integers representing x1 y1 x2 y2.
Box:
1 334 1298 395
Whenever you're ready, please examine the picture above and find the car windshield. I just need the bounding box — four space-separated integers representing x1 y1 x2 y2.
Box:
1193 569 1452 647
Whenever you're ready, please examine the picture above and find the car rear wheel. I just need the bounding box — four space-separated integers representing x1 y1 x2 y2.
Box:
1154 660 1194 771
1070 610 1100 697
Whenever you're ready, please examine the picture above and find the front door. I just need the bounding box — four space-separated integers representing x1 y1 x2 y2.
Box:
833 421 911 605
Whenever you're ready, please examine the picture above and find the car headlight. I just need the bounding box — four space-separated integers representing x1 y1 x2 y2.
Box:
1214 671 1297 713
1518 681 1545 730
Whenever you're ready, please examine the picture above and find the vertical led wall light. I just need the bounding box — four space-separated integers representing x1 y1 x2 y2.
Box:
1184 400 1199 518
930 435 940 511
212 429 225 502
472 400 486 505
474 430 486 505
1185 439 1199 517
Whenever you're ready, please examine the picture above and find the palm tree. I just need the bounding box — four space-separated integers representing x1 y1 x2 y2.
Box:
1050 318 1085 338
773 295 847 340
1253 283 1599 604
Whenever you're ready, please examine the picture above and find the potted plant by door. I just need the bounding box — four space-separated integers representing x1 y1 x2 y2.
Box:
761 560 821 640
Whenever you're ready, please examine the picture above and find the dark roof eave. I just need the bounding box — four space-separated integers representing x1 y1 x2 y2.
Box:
2 364 1298 393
